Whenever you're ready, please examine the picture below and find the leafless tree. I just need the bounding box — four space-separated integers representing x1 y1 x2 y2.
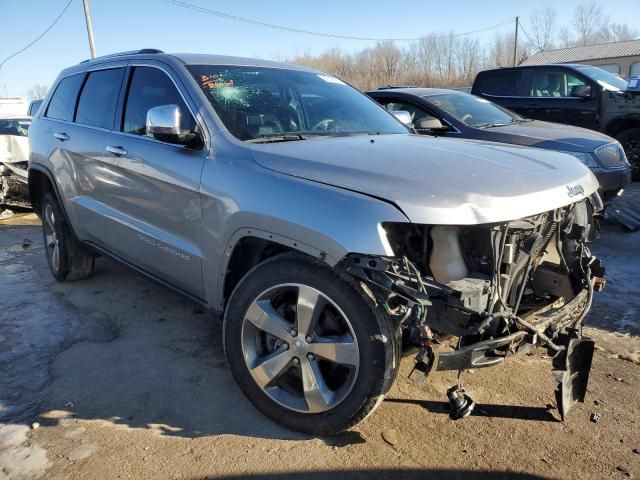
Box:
372 41 402 86
528 7 557 51
27 84 48 101
286 2 637 90
456 37 481 84
605 23 639 42
572 2 609 46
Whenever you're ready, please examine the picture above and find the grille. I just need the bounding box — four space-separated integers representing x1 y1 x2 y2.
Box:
595 143 628 169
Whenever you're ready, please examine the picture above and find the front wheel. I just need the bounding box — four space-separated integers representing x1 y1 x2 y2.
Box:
617 128 640 181
223 254 400 435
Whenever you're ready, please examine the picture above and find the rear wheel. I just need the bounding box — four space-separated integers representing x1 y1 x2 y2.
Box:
617 128 640 181
41 192 95 281
223 254 400 435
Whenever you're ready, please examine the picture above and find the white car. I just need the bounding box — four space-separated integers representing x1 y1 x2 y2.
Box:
0 115 31 206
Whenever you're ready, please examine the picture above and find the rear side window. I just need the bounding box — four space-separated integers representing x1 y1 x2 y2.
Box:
122 66 195 136
476 70 523 97
75 68 124 129
45 74 84 121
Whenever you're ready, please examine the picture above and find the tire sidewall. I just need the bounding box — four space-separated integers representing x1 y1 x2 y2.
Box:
41 193 69 281
223 256 396 435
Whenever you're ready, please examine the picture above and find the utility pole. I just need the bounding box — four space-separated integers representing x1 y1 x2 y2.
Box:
82 0 96 59
513 16 519 67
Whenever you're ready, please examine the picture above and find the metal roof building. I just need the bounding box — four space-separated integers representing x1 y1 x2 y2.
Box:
521 39 640 77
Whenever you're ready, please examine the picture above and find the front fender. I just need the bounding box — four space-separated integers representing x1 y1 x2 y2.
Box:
200 150 409 310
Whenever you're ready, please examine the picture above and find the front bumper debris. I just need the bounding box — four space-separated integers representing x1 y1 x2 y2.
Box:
436 331 528 371
553 336 595 421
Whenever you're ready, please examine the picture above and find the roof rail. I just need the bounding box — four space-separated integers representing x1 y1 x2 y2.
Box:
80 48 164 64
377 85 419 90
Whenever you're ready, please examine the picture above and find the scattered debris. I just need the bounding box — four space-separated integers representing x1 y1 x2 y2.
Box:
64 401 74 409
590 412 601 423
594 399 605 406
447 385 475 419
30 422 39 430
381 429 399 446
604 198 640 231
22 238 31 249
633 448 640 455
0 209 15 219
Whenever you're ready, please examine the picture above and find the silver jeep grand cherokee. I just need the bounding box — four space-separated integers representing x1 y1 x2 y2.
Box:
28 49 605 434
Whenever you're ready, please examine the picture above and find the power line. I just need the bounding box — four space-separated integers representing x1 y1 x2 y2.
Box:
0 0 74 75
160 0 513 42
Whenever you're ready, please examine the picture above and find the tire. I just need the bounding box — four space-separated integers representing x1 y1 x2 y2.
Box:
41 192 95 282
223 254 400 435
617 128 640 181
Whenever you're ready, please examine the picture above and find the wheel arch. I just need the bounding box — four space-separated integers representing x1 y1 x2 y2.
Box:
217 228 342 312
28 165 57 219
605 115 640 138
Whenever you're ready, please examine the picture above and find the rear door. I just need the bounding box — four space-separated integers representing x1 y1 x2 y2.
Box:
84 63 207 298
521 67 598 128
472 69 530 114
61 65 127 240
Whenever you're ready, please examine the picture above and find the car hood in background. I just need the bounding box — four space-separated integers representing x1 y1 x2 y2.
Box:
484 120 613 153
248 134 599 225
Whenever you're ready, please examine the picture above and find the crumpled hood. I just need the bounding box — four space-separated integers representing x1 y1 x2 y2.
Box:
487 120 613 152
248 134 599 225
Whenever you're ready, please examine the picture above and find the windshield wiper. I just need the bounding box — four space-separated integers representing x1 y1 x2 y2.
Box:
247 134 308 144
476 122 512 129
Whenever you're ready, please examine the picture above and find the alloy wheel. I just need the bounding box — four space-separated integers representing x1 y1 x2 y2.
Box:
241 283 360 413
43 203 60 272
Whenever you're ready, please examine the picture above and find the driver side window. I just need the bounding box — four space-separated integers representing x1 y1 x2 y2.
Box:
529 70 588 97
382 100 434 123
122 66 196 137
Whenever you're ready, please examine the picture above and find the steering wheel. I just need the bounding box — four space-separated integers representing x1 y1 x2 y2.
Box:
461 114 473 124
311 118 335 131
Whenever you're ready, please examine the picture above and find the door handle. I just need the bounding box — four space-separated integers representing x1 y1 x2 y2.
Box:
53 132 69 141
106 145 127 156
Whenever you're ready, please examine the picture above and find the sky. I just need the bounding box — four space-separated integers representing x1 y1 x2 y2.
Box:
1 0 638 99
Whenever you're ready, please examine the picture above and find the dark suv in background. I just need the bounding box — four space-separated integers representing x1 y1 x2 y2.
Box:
472 64 640 179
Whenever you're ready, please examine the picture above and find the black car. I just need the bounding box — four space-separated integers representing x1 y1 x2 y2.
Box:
471 64 640 179
367 87 631 200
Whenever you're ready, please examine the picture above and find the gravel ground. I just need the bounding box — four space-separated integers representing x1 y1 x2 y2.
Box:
0 209 639 480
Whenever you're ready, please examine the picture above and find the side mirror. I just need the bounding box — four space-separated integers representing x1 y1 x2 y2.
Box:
391 110 413 127
146 104 202 148
146 104 182 138
571 84 592 99
415 116 447 131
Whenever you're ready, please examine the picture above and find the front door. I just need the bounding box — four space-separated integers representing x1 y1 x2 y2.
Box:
77 64 207 298
523 68 598 128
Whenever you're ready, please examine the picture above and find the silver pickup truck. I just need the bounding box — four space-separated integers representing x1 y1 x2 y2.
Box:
28 50 605 434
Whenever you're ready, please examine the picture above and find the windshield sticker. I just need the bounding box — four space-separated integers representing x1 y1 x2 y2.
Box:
201 74 235 89
317 74 346 85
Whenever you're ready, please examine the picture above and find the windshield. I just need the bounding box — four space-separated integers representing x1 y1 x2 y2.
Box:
0 118 30 137
575 65 629 91
188 65 408 141
425 92 521 127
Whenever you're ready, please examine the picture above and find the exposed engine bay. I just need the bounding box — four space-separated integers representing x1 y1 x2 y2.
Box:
345 195 606 420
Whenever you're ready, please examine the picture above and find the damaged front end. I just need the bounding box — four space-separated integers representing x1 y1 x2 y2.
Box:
0 119 31 208
345 195 605 420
